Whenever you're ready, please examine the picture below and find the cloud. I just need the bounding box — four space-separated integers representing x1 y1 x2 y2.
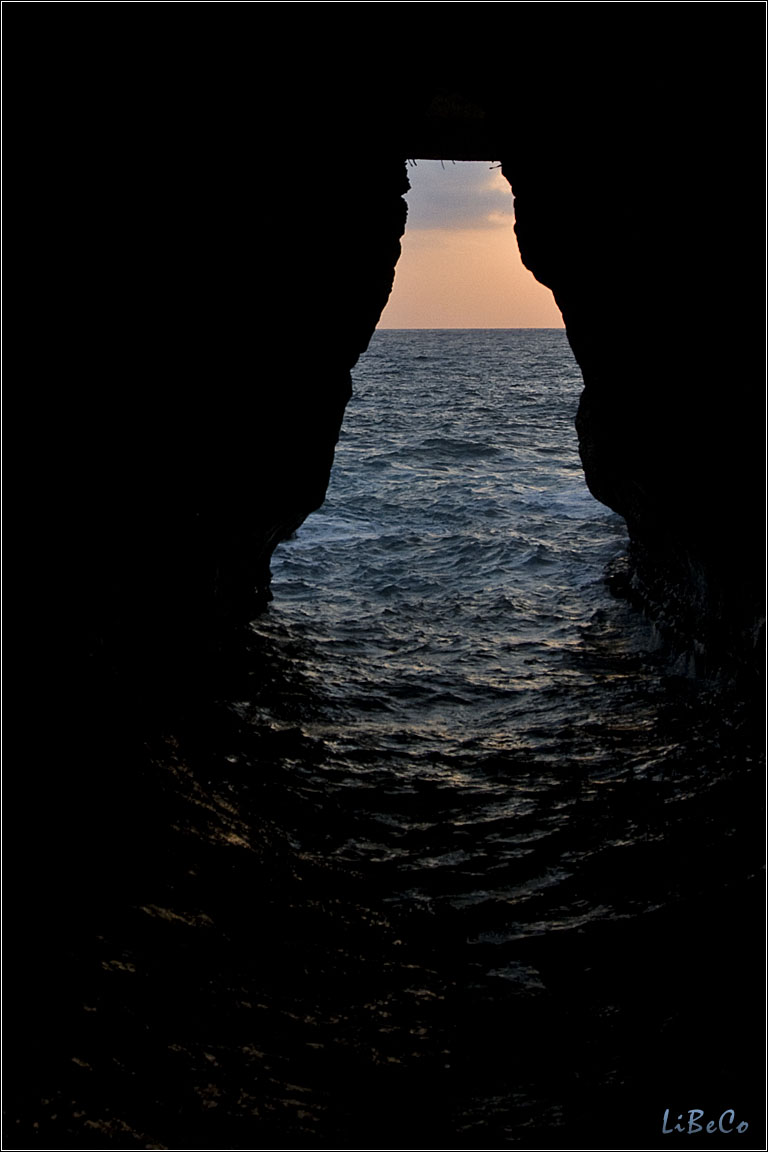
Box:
403 161 515 231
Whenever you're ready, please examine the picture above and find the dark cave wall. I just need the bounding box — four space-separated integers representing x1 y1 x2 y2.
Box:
17 10 762 677
33 96 409 666
6 12 763 1146
216 155 410 623
497 37 763 665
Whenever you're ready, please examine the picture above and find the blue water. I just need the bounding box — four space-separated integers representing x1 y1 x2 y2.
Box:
248 331 693 907
271 329 629 754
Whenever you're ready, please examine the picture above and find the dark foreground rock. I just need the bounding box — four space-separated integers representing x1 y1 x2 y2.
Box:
11 10 763 674
5 6 764 1149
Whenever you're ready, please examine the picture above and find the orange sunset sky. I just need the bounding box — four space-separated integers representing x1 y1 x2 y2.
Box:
379 161 564 330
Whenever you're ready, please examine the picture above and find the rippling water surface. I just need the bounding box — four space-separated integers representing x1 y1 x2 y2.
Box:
16 331 761 1150
251 331 698 906
224 330 760 1144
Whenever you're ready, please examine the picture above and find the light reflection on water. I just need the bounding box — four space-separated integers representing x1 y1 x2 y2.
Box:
15 336 760 1150
84 329 756 1147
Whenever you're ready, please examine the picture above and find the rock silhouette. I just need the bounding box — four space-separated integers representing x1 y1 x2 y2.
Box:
5 7 763 1149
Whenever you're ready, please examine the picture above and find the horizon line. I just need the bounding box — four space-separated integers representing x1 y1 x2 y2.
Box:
375 326 566 332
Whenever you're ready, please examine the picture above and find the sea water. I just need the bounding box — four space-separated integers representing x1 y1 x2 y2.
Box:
250 330 691 895
63 330 758 1148
220 330 759 1141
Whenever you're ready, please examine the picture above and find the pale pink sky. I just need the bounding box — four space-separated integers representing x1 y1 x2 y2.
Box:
379 162 563 330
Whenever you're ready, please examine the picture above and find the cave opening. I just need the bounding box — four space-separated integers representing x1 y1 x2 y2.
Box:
9 18 763 1147
269 157 628 755
378 159 562 332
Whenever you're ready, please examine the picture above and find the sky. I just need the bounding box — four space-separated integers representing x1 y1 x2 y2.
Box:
378 161 564 330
